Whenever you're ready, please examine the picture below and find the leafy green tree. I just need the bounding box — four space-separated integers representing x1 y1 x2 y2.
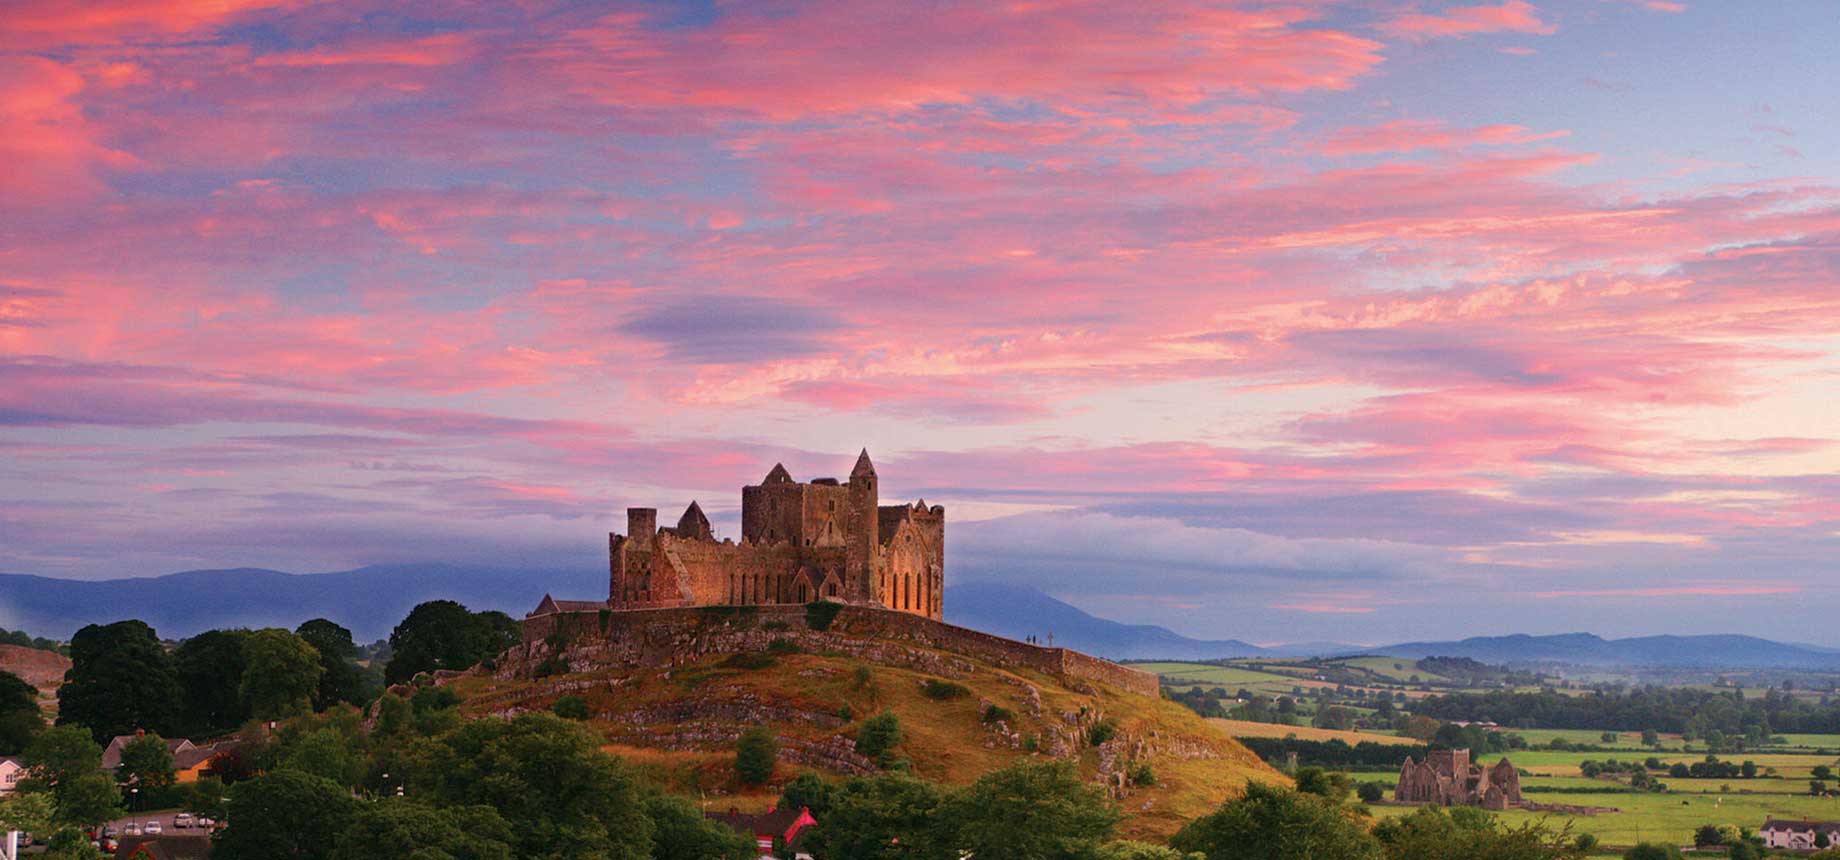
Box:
184 775 230 820
735 727 778 785
0 670 43 754
328 799 515 860
779 771 839 819
215 769 359 860
1373 805 1584 860
1727 841 1763 860
812 773 948 860
375 692 413 737
297 619 371 710
938 761 1120 860
1312 706 1356 732
385 601 518 684
241 629 325 719
174 629 252 737
1621 845 1683 860
1293 767 1352 802
855 712 903 765
56 620 181 741
399 713 653 860
647 793 756 860
552 695 590 720
1356 781 1387 804
116 731 176 787
1641 728 1660 746
280 727 362 786
1169 782 1381 860
1096 843 1206 860
18 725 123 826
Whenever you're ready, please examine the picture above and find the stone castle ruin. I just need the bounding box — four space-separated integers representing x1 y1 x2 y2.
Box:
603 450 945 618
1395 749 1523 810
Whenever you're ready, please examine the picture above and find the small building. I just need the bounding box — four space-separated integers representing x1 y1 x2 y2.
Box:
0 756 23 796
114 835 212 860
705 806 818 860
1760 818 1840 851
101 731 234 784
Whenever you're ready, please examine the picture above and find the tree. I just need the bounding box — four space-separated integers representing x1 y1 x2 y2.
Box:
397 713 653 860
0 670 43 755
184 775 229 820
328 799 515 860
1401 715 1442 742
117 732 177 788
1097 843 1205 860
1293 767 1352 802
1373 806 1585 860
385 601 518 684
297 619 371 710
1356 781 1387 804
1727 842 1763 860
1622 845 1683 860
215 770 359 860
855 713 903 765
1641 728 1660 747
552 695 590 720
938 761 1120 860
1169 782 1381 860
780 772 839 820
174 629 252 737
812 774 948 860
1313 706 1356 732
56 620 181 741
280 727 362 786
241 629 325 720
647 794 756 860
18 725 123 826
735 727 778 785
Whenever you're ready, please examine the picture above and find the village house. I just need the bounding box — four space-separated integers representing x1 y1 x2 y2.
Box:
101 731 230 783
705 806 818 860
1761 818 1840 851
0 757 22 796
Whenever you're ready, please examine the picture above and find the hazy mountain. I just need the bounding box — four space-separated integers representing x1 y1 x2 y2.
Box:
1378 632 1840 669
0 564 604 641
942 582 1274 660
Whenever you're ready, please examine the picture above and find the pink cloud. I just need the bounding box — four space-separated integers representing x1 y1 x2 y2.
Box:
1382 1 1557 41
1318 119 1569 155
1532 584 1801 599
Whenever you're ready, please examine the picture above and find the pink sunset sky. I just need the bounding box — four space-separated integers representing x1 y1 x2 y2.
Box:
3 0 1838 644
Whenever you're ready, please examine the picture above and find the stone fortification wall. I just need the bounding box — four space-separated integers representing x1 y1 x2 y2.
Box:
515 603 1159 697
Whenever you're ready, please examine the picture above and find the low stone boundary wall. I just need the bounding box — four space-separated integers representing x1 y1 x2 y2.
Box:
514 602 1160 697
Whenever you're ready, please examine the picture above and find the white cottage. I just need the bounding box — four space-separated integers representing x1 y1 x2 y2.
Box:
1761 818 1840 851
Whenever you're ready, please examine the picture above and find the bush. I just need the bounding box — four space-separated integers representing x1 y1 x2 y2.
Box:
1089 718 1119 747
722 652 777 670
766 638 803 655
1623 844 1684 860
735 727 778 785
1130 762 1156 787
837 705 855 721
806 601 843 631
552 695 590 720
855 713 902 765
922 680 971 701
1356 781 1386 803
410 686 460 713
762 620 790 631
983 704 1015 724
852 665 873 689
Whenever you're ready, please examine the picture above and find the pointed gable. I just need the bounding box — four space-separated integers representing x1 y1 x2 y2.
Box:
764 463 794 485
851 448 876 479
676 501 713 540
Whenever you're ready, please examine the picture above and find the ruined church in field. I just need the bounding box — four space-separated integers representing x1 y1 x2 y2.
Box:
564 450 946 618
1395 749 1524 810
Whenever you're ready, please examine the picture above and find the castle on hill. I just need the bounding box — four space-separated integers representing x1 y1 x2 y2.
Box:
1395 749 1523 810
565 450 945 619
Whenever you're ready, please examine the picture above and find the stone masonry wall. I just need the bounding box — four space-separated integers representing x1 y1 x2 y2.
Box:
515 603 1160 697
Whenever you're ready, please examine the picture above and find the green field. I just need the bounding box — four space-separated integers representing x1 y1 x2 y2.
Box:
1135 662 1299 687
1374 787 1840 847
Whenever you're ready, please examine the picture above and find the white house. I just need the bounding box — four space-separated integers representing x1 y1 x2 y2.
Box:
0 757 22 796
1761 818 1840 851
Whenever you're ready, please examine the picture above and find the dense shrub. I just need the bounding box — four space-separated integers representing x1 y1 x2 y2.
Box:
806 601 843 631
552 695 590 720
922 680 971 701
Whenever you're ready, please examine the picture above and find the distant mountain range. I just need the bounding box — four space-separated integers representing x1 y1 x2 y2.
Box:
1377 632 1840 670
0 567 1834 669
941 583 1357 660
0 564 605 642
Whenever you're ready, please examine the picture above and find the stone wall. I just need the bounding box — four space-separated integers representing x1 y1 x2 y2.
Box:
515 603 1160 697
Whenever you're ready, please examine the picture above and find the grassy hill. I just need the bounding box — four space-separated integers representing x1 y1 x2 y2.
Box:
450 622 1284 841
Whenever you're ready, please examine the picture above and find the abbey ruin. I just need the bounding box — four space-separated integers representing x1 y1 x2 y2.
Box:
1395 749 1524 810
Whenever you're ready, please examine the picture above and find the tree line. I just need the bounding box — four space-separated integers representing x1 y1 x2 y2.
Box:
1414 686 1840 736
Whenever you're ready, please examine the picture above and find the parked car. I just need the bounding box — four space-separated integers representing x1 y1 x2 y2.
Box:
196 816 216 829
121 823 142 837
174 813 195 828
101 825 117 839
144 821 162 835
